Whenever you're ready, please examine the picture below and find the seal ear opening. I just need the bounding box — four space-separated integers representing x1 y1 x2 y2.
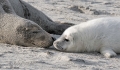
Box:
17 25 25 34
16 25 30 34
16 25 34 46
25 28 29 31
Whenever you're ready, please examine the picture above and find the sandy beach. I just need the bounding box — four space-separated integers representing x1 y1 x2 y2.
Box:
0 0 120 70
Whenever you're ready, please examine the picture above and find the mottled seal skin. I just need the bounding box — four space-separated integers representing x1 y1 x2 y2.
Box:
54 17 120 58
0 0 55 48
0 14 53 48
9 0 73 35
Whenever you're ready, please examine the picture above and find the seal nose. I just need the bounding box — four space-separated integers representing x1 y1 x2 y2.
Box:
52 37 56 41
53 41 63 51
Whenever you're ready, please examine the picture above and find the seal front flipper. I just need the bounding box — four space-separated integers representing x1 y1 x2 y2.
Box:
100 47 117 58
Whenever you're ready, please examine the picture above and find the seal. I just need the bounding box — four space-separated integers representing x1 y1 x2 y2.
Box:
0 13 54 48
54 17 120 58
0 0 54 48
9 0 73 34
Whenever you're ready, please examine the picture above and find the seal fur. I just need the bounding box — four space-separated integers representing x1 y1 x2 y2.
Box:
54 17 120 58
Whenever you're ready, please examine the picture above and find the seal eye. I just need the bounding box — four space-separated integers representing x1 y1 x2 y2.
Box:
64 39 69 42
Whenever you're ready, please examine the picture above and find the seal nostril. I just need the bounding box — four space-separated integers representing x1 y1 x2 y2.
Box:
52 37 56 41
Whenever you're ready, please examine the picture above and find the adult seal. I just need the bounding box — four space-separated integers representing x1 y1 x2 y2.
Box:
54 17 120 58
9 0 73 35
0 0 54 48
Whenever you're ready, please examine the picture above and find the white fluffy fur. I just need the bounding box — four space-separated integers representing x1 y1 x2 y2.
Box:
54 17 120 58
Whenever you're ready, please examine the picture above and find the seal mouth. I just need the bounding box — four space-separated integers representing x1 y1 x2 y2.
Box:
31 42 39 47
53 41 66 51
54 44 64 51
56 46 63 50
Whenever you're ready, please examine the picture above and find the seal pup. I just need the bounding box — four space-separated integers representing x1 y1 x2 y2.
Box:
54 17 120 58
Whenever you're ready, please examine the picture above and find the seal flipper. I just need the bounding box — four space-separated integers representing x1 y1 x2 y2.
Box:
100 47 117 58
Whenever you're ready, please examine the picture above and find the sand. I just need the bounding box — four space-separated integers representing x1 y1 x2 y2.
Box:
0 0 120 70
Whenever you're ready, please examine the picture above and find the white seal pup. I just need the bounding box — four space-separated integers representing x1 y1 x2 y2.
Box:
54 17 120 58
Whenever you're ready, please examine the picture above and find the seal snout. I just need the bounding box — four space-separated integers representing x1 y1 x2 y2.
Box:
53 41 64 51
